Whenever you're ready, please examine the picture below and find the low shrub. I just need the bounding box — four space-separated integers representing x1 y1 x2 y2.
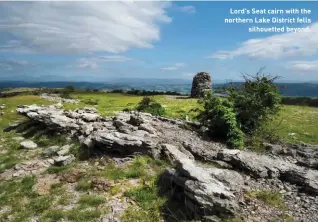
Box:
136 97 166 116
83 98 99 105
228 69 281 134
198 68 282 149
60 91 72 99
198 93 244 148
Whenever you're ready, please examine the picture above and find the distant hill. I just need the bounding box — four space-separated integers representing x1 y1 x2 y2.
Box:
220 82 318 97
1 81 318 97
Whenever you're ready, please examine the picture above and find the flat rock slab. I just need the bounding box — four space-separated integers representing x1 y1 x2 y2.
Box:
42 145 61 157
20 140 38 149
217 149 318 195
57 144 72 156
1 159 54 180
53 155 75 166
161 144 243 217
13 136 25 141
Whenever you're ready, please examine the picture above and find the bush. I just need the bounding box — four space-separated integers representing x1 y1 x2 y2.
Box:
60 91 72 99
64 85 75 93
126 89 182 96
198 93 244 148
198 68 282 149
136 97 166 116
228 69 281 134
60 86 76 99
83 98 99 105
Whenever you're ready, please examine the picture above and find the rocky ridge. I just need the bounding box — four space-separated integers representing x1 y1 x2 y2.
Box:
5 104 318 221
40 93 79 104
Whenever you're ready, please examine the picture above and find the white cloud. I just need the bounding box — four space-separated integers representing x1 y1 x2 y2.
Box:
179 5 196 14
76 58 98 69
287 60 318 72
76 55 136 69
99 55 133 62
161 62 186 70
0 2 171 54
210 23 318 60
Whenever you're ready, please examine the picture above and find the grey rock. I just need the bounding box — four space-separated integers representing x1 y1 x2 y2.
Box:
57 144 72 156
204 167 244 188
162 143 194 162
200 126 209 133
217 149 318 195
53 155 75 166
280 169 318 195
42 145 60 157
114 120 136 133
128 114 144 126
13 136 25 141
40 93 79 104
77 107 97 114
80 113 99 122
184 120 201 129
130 130 150 138
161 143 240 217
81 124 94 136
263 142 284 154
138 123 156 134
92 131 154 155
20 140 38 149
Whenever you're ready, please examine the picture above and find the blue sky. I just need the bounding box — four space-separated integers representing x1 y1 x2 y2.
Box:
0 1 318 82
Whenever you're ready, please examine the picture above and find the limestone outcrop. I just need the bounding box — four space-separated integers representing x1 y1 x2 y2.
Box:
10 104 318 221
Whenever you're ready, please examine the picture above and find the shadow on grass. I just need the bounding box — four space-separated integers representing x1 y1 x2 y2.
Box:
156 169 236 222
3 120 143 162
3 120 84 154
175 96 192 100
156 171 198 222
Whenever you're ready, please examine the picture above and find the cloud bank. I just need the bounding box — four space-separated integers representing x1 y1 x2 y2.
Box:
210 23 318 60
161 62 186 70
76 55 136 69
0 2 171 54
288 60 318 72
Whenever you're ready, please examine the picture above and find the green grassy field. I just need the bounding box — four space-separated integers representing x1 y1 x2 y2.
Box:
1 92 318 145
64 92 199 119
273 105 318 144
0 95 54 130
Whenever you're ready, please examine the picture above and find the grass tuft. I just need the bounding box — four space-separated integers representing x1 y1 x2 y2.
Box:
47 165 72 174
43 209 66 222
75 179 92 191
123 175 167 222
66 208 101 222
78 195 105 207
246 190 286 209
29 195 54 213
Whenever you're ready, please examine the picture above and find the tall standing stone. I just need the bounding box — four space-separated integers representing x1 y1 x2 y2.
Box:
190 72 212 97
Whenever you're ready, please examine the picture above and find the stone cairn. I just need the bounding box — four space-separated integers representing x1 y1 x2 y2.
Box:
190 72 212 98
